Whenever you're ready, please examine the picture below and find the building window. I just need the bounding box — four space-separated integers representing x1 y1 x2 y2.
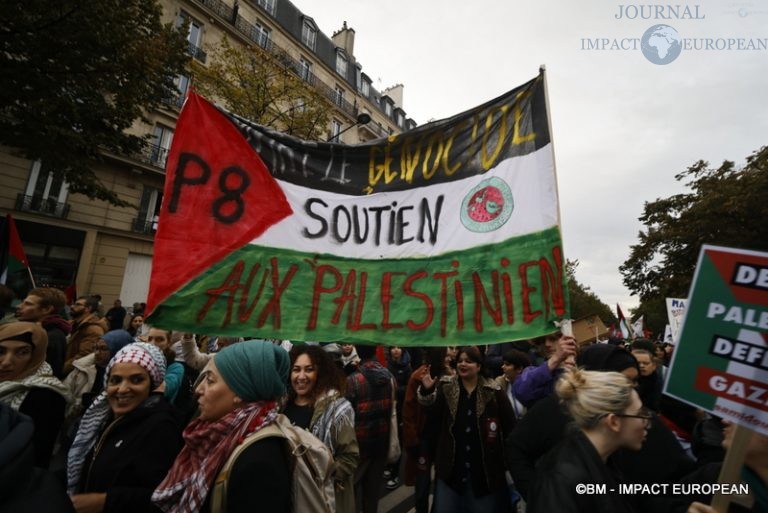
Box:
175 74 190 96
18 161 70 218
298 57 312 82
171 74 190 108
178 12 207 62
252 21 270 48
150 125 174 168
361 78 370 97
396 112 404 128
355 66 362 92
301 19 317 50
336 51 348 77
330 119 342 142
257 0 275 15
334 86 344 107
134 186 163 234
384 101 392 117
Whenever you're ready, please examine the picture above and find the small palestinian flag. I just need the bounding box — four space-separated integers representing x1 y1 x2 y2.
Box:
0 214 35 301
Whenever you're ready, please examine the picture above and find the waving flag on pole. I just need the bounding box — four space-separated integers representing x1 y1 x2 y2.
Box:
616 304 632 340
632 315 645 338
0 214 35 300
147 71 569 346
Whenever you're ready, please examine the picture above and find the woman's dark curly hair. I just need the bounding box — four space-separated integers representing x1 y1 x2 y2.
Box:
288 345 347 402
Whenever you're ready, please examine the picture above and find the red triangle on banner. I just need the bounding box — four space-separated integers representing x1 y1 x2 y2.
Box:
706 248 768 307
146 93 293 314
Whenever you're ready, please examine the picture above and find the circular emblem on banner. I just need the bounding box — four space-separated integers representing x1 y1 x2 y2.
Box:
489 421 498 432
460 177 514 232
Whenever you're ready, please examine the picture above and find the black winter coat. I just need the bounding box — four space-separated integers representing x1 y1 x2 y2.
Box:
529 430 637 513
19 387 66 468
0 404 73 513
78 394 183 513
202 437 291 513
505 393 697 500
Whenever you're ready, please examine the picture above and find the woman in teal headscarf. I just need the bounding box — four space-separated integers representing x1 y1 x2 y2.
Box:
152 341 291 513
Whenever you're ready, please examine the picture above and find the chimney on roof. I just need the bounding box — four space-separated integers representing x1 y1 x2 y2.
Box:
383 84 404 109
332 21 355 56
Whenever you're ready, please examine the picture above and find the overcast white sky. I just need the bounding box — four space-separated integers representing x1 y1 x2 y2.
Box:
296 0 768 315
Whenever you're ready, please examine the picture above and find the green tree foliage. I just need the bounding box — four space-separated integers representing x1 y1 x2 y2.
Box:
566 259 616 324
620 146 768 333
0 0 189 207
191 38 331 140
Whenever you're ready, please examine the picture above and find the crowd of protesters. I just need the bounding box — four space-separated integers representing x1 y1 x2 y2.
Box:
0 285 766 513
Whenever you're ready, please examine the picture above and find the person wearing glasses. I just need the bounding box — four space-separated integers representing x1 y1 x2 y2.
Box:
528 368 651 513
507 344 698 503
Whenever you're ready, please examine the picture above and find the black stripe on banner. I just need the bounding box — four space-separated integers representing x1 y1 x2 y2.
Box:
222 73 550 197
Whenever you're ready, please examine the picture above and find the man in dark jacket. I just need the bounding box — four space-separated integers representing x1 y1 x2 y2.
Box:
346 344 394 513
15 287 70 379
64 296 107 375
632 347 663 411
104 299 127 332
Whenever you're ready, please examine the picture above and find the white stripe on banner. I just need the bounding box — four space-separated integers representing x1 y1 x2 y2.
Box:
252 143 557 259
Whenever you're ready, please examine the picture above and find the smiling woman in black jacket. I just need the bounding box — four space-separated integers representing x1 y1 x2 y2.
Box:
67 343 182 513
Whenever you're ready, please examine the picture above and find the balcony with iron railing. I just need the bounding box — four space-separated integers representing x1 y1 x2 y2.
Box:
132 143 169 170
160 93 186 111
360 120 390 139
16 193 70 219
187 42 207 63
132 217 157 235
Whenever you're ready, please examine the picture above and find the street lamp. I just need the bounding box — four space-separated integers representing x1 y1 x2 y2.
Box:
327 112 372 142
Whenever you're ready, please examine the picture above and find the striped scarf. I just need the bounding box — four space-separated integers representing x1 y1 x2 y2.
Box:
0 361 71 411
152 400 279 513
311 389 355 451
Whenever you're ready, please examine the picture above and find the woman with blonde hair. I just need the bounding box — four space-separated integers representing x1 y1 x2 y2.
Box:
528 368 650 513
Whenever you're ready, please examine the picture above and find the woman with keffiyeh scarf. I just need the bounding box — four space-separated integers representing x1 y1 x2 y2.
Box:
66 342 182 513
0 321 71 468
152 341 291 513
282 344 358 513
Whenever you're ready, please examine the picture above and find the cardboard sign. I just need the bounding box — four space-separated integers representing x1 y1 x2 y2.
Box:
572 314 609 344
664 245 768 436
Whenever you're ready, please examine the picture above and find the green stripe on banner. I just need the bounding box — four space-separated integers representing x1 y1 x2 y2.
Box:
150 226 569 345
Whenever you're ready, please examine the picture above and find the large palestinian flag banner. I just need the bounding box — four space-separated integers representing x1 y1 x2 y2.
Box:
664 245 768 436
146 72 569 346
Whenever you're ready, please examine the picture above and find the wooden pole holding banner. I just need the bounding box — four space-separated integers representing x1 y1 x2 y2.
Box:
711 424 754 512
539 65 564 231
